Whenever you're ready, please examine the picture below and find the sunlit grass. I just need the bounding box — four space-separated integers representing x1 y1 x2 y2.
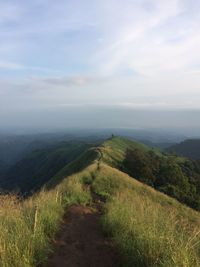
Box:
93 163 200 267
1 158 200 267
0 165 94 267
103 191 200 267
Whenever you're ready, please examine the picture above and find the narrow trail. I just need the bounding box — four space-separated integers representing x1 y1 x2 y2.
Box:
46 170 118 267
46 205 117 267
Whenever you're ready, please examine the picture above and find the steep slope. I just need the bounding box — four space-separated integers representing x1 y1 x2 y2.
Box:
2 135 200 210
47 162 200 267
99 136 200 210
0 134 63 169
49 153 200 267
48 147 101 188
1 136 200 267
101 136 163 167
47 136 159 188
91 163 200 267
0 141 91 194
45 136 200 211
167 139 200 159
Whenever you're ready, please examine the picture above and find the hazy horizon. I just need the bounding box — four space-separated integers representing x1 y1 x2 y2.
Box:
0 1 200 133
1 107 200 138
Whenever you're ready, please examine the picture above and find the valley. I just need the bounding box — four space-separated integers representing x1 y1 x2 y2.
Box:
0 136 200 266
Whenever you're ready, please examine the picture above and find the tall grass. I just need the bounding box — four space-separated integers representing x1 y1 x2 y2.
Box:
1 160 200 267
0 165 94 267
93 164 200 267
103 191 200 267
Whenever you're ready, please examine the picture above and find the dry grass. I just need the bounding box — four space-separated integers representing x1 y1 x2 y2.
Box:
1 160 200 267
103 191 200 267
93 163 200 267
0 165 94 267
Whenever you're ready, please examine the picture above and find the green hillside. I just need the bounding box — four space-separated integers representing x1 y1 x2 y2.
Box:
97 136 199 210
1 135 199 210
0 141 91 194
167 139 200 159
92 163 200 267
48 146 101 188
101 136 162 166
1 140 200 266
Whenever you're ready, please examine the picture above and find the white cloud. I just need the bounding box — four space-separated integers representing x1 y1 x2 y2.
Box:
0 61 24 70
0 0 200 114
91 0 200 80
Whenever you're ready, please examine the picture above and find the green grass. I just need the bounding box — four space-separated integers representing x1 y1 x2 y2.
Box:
101 136 163 167
103 192 200 267
1 161 200 267
101 136 186 167
2 141 91 193
48 147 100 188
0 136 199 267
92 163 200 267
0 165 94 267
104 136 151 152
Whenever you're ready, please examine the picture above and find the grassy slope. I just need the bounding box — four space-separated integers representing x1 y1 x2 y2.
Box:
47 147 101 188
101 136 157 166
2 141 90 193
92 163 200 267
0 164 95 267
1 136 200 267
45 136 186 194
49 136 200 266
47 136 151 187
101 136 185 166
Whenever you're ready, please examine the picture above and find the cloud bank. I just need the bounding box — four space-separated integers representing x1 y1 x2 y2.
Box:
0 0 200 129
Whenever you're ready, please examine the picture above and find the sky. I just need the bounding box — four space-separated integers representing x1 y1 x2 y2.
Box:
0 0 200 131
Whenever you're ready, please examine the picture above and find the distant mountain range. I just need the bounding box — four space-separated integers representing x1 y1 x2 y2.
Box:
0 132 103 176
1 135 200 211
167 139 200 160
0 129 184 172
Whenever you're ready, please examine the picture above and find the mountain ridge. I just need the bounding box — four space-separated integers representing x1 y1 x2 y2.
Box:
1 135 200 266
46 136 200 211
167 139 200 159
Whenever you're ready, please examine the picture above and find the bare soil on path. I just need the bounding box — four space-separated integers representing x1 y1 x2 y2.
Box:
46 204 118 267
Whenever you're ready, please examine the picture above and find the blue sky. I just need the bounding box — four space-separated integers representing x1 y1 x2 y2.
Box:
0 0 200 129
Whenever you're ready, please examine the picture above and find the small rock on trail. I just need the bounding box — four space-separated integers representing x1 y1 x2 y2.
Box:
46 205 118 267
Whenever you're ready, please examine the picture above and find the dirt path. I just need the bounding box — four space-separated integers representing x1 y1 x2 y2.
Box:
46 204 117 267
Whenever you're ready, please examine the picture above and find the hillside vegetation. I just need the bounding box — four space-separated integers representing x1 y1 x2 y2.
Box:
0 141 91 194
0 164 95 267
101 136 161 167
93 163 200 267
101 137 200 210
168 139 200 159
0 136 200 266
